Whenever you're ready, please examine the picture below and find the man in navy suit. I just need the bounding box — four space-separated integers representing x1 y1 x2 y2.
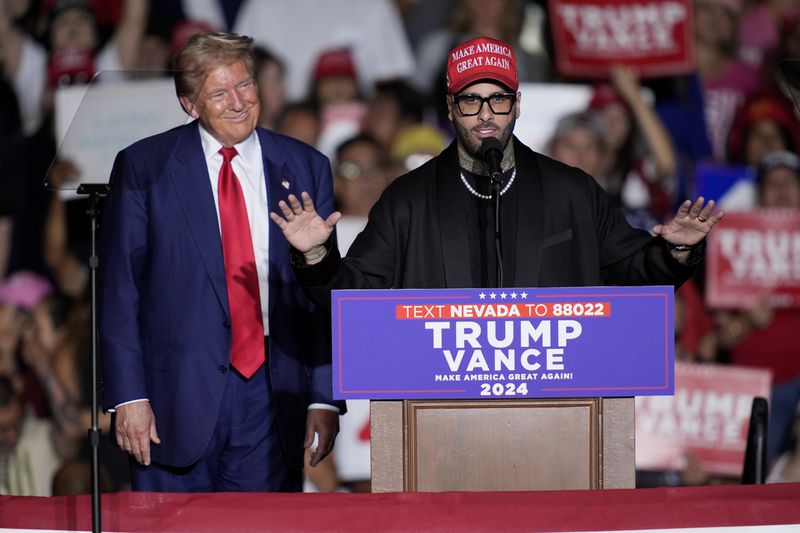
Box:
99 32 342 492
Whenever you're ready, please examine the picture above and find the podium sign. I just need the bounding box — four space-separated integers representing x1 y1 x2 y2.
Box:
333 286 674 400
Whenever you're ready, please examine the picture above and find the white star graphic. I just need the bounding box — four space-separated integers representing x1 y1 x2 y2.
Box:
479 292 486 300
489 292 497 300
500 292 507 299
521 292 528 299
510 292 518 299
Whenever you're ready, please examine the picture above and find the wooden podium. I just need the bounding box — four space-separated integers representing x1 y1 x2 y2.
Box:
370 397 635 492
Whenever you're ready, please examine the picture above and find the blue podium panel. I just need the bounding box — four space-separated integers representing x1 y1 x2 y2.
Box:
332 286 674 400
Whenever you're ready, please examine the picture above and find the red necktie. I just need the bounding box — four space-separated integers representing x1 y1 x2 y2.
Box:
218 146 265 378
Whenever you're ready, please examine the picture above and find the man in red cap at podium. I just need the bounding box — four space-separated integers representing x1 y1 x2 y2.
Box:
271 37 723 306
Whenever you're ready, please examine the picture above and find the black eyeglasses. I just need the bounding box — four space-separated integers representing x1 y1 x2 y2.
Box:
452 92 517 116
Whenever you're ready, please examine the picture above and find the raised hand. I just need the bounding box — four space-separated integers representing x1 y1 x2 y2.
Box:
269 192 341 253
652 197 724 247
609 65 642 104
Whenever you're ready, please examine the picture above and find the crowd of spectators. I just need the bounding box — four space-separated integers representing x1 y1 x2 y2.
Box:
1 0 799 495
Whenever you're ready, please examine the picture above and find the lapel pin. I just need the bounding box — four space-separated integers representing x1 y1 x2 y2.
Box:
281 180 290 190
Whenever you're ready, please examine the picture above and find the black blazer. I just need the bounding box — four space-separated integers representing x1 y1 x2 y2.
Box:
296 137 695 308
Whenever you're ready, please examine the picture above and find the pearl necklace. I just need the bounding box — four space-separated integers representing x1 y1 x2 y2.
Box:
459 168 517 200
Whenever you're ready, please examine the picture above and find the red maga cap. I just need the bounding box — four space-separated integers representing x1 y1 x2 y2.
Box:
313 47 357 81
170 20 214 56
47 47 95 87
588 84 627 111
446 37 518 94
728 93 800 160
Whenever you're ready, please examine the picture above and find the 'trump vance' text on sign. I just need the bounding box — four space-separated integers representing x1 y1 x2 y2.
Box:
549 0 695 78
706 209 800 308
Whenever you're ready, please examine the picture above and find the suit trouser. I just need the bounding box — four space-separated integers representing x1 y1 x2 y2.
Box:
130 344 302 492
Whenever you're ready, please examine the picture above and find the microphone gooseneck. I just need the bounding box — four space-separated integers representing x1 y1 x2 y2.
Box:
480 138 505 288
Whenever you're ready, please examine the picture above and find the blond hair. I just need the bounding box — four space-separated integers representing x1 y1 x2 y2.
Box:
173 32 255 101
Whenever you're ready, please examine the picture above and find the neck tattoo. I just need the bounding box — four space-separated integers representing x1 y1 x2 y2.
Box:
457 139 515 174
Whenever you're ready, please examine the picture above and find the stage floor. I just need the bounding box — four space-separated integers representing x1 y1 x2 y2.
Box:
1 483 800 532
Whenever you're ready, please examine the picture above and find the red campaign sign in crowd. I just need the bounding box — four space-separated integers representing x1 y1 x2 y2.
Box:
706 210 800 309
548 0 695 78
635 362 771 477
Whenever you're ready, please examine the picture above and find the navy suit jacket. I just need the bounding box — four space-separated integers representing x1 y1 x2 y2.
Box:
99 121 341 469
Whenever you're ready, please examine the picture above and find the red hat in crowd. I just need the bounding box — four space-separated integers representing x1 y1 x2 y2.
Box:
47 47 95 86
587 84 629 111
312 47 357 81
170 20 215 57
727 93 800 161
446 37 518 94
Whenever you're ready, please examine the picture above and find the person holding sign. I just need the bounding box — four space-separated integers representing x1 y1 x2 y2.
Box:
717 150 800 462
270 37 722 306
99 32 343 492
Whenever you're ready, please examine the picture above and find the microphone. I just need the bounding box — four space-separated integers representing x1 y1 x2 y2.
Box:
481 137 504 185
480 137 505 288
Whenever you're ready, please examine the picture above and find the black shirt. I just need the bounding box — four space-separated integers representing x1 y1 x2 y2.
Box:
460 167 516 288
